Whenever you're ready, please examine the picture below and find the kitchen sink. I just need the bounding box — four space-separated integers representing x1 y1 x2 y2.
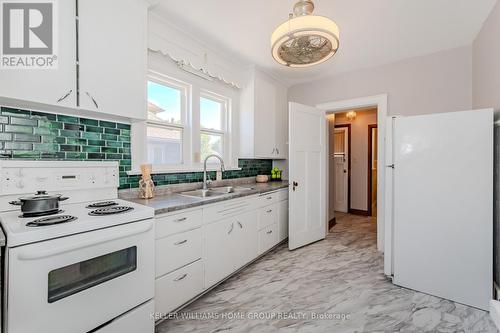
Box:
180 186 255 198
180 189 226 198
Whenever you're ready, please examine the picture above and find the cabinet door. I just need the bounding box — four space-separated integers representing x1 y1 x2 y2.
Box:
204 219 237 288
0 0 76 107
278 200 289 242
233 210 258 270
78 0 147 119
274 84 288 158
253 74 277 158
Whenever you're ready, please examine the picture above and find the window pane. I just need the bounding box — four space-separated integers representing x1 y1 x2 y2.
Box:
200 132 223 161
200 97 223 130
147 126 182 164
148 81 182 124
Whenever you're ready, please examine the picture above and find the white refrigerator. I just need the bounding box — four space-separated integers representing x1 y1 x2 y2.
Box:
386 108 493 310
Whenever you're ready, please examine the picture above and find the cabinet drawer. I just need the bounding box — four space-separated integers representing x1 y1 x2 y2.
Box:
156 228 202 277
155 260 204 316
203 197 257 224
257 192 279 207
258 223 278 255
156 209 202 238
258 203 278 230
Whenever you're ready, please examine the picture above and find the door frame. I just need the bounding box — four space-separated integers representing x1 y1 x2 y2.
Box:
367 124 378 216
334 124 351 213
317 94 388 253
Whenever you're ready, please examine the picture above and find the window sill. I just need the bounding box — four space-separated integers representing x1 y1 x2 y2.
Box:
126 166 242 176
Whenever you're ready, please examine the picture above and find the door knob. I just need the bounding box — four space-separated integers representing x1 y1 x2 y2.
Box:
292 181 298 191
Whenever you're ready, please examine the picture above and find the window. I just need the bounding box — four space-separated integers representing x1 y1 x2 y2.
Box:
140 71 233 172
147 126 182 165
146 76 188 165
200 94 227 161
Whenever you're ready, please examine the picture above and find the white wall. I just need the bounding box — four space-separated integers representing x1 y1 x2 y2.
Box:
473 1 500 113
289 46 473 116
335 109 378 211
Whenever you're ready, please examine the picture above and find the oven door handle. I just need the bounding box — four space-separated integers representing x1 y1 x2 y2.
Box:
17 220 154 261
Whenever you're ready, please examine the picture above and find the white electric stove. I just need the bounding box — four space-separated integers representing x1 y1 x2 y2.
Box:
0 160 155 333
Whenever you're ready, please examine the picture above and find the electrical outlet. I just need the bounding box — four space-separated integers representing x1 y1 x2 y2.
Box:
216 170 222 181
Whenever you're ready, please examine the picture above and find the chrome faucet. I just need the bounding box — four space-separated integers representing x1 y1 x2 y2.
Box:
203 154 225 190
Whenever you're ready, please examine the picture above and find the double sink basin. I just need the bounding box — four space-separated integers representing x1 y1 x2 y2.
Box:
180 186 255 199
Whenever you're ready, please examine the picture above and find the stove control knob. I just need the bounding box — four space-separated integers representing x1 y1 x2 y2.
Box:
16 180 24 189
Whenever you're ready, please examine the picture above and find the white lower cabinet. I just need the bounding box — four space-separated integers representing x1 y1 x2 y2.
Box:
155 260 204 315
204 218 238 287
233 210 259 270
278 200 289 242
154 189 288 319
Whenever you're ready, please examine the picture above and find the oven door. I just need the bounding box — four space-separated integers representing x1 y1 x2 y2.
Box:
6 219 155 333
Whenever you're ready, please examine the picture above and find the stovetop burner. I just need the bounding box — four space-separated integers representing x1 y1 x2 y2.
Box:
19 209 63 218
86 201 118 209
88 206 134 216
26 215 77 227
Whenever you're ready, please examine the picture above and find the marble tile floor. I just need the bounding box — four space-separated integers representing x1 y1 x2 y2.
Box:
156 213 498 333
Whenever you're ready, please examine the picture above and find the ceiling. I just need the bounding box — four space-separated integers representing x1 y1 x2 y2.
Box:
152 0 497 86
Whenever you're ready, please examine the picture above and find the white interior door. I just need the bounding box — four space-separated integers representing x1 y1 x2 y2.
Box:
333 128 349 212
288 102 327 250
392 109 493 310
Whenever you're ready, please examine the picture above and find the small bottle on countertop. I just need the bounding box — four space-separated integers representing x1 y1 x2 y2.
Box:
139 164 155 199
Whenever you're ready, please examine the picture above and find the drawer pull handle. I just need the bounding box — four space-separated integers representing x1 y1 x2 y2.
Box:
174 217 187 222
267 230 273 234
237 221 243 229
174 239 188 245
174 274 188 281
228 223 234 234
266 209 273 213
267 197 272 200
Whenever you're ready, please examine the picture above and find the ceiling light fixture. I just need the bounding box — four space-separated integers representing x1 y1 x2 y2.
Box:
270 0 340 68
346 111 356 121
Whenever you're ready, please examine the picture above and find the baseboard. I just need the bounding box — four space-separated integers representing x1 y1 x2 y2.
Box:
329 217 336 230
349 209 370 216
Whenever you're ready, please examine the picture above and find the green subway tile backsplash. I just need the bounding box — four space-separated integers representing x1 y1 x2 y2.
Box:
0 106 273 190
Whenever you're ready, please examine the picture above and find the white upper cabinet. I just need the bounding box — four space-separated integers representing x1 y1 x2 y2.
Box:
0 0 76 107
78 0 147 119
240 68 288 159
